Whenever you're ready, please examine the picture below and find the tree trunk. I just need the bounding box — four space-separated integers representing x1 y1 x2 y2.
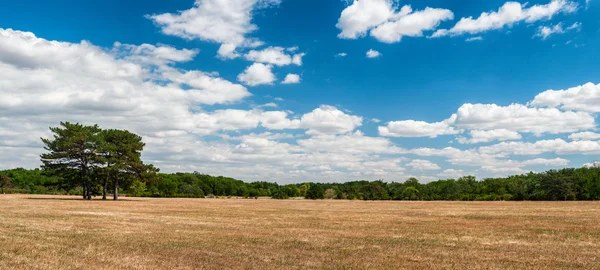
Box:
83 183 88 200
113 173 119 200
86 181 92 200
102 173 108 200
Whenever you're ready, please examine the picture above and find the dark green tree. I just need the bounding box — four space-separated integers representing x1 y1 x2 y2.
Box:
41 122 103 200
402 186 420 200
100 129 145 200
305 184 324 199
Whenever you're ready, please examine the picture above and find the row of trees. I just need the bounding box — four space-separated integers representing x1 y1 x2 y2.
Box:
39 122 158 200
2 166 600 201
2 122 600 201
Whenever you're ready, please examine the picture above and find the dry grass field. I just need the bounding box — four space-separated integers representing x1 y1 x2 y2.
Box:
0 195 599 270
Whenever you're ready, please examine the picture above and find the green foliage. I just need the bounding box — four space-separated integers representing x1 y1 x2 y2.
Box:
305 184 325 199
39 122 156 200
40 122 103 199
129 180 147 197
401 187 420 200
271 189 289 199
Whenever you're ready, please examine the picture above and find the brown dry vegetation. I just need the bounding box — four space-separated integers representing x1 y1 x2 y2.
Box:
0 195 599 269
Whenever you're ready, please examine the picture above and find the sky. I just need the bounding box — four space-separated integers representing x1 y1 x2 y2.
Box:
0 0 599 184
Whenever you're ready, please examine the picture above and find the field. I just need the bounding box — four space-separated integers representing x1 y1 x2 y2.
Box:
0 195 599 269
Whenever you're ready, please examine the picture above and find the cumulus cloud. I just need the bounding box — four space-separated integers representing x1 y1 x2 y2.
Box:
366 49 382 58
437 169 465 179
217 43 240 59
531 82 600 112
244 46 305 66
379 116 458 138
282 74 301 84
237 63 276 86
479 139 600 156
569 132 600 141
147 0 280 56
453 103 595 135
336 0 398 39
337 1 453 43
370 7 454 43
300 105 363 135
336 52 348 57
407 159 441 171
432 0 578 38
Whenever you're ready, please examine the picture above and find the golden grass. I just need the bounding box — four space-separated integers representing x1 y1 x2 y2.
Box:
1 195 599 269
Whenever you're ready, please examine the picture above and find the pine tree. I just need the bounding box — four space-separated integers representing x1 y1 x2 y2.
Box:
41 122 103 200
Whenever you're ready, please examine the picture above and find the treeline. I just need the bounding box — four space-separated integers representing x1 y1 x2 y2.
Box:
2 122 600 201
2 167 600 201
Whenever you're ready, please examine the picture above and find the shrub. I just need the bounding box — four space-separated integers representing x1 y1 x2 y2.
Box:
305 185 324 200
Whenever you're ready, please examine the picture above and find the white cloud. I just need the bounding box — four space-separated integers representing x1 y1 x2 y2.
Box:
479 139 600 156
535 22 580 39
407 159 441 170
300 105 363 135
217 43 240 59
584 161 600 168
165 69 252 105
336 0 399 39
337 1 452 43
379 116 458 138
432 0 578 37
297 131 404 154
454 103 595 135
465 36 483 42
244 46 304 66
371 118 381 123
292 53 305 66
437 169 465 179
336 52 348 57
366 49 382 58
257 102 278 108
237 63 276 86
521 157 569 166
113 42 199 65
457 129 522 144
569 132 600 141
147 0 280 51
531 82 600 112
370 7 454 43
282 74 301 84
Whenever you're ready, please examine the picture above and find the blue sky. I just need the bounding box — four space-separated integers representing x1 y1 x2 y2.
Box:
0 0 599 183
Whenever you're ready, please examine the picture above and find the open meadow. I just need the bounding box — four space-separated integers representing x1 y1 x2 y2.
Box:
1 194 599 269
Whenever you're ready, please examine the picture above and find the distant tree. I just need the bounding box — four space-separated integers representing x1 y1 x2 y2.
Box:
0 175 12 193
283 185 299 197
324 188 336 199
100 129 145 200
41 122 103 200
271 189 289 200
402 187 420 200
305 184 324 200
129 180 147 197
298 183 310 197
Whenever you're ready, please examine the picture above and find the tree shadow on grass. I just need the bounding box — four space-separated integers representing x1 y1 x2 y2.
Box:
27 197 140 201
